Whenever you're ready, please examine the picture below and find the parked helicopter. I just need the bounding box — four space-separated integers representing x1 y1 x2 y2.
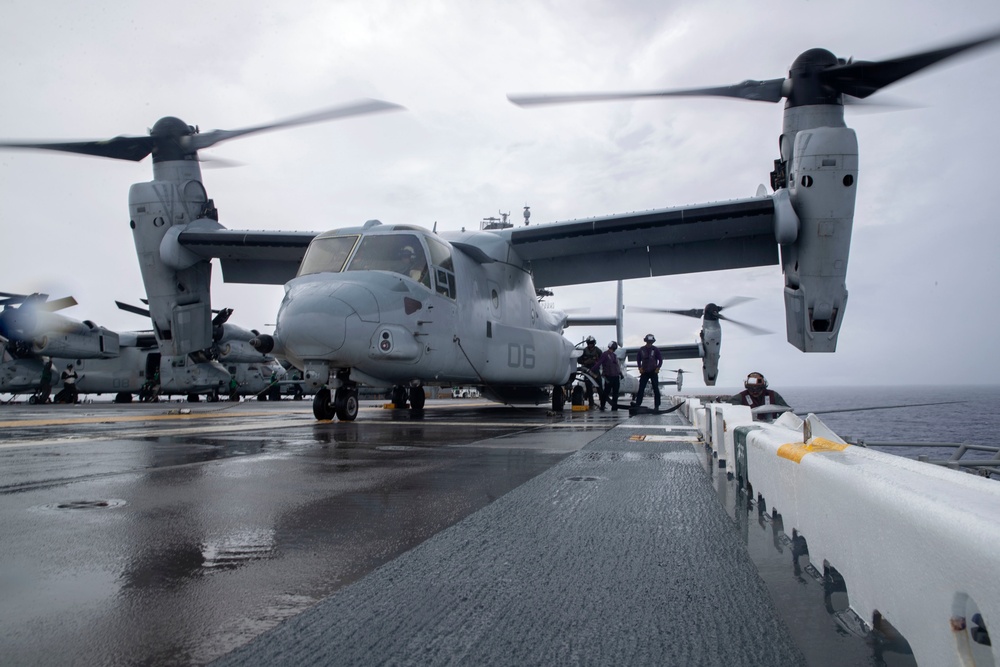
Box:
3 31 998 420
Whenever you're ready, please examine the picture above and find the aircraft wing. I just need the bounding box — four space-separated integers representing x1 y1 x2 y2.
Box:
177 229 318 285
504 196 777 288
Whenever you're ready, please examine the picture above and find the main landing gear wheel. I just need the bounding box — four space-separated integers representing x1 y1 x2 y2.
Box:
408 386 425 411
334 387 359 421
313 387 335 420
552 384 566 411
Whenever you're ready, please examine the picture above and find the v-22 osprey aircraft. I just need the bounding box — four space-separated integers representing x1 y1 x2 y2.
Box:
4 31 998 420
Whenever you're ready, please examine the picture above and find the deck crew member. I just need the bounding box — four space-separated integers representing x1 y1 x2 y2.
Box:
730 372 788 421
59 363 79 404
634 334 662 410
578 336 602 409
591 341 623 411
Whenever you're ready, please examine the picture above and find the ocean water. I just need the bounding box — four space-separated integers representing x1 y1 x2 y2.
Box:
700 384 1000 470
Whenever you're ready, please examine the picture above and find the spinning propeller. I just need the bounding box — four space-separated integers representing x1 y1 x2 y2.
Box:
632 297 772 337
0 99 404 163
508 29 1000 108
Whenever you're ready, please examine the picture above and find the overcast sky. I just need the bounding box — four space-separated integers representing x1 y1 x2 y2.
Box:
2 0 999 388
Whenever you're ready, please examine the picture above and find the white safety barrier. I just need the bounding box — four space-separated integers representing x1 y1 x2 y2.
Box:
700 402 754 474
710 406 1000 667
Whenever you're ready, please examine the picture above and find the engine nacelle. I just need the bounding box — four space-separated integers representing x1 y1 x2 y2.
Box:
130 174 215 356
158 355 230 393
780 125 858 352
217 339 269 363
0 358 45 393
33 322 120 359
700 320 720 386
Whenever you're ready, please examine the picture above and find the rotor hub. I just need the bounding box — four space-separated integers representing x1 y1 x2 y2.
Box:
786 48 843 108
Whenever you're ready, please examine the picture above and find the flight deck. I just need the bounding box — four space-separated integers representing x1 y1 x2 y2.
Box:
0 399 907 666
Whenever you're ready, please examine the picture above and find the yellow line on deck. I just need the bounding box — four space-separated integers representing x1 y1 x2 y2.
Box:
0 410 308 429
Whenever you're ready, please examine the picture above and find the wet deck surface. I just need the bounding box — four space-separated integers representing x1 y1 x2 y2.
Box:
215 412 804 667
0 398 899 666
0 399 621 666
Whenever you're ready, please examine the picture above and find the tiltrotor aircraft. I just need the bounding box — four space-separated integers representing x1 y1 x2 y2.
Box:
115 300 290 401
563 280 747 398
3 31 998 420
0 292 230 402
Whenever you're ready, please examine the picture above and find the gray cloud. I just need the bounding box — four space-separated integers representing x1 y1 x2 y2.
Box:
2 0 999 388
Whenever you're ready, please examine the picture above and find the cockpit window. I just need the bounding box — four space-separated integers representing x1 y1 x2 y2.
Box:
426 236 457 299
345 234 431 288
298 235 359 276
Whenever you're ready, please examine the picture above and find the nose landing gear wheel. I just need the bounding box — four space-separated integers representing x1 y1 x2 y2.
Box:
408 386 425 411
313 387 335 420
334 388 359 421
391 386 408 408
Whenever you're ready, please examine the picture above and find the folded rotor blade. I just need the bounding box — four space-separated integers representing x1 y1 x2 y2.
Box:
41 296 78 312
115 300 151 318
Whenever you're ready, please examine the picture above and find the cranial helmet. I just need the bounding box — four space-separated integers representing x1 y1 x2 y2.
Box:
643 334 656 343
397 245 416 260
608 341 619 350
66 364 73 369
585 336 596 344
745 372 767 391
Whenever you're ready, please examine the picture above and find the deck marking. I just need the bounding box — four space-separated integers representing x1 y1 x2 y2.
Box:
629 434 702 443
0 415 613 450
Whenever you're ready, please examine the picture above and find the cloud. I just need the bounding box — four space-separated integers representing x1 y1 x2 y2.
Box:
2 0 999 388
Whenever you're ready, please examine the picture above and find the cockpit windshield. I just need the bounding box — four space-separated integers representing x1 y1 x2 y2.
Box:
297 232 435 290
346 234 430 288
297 235 359 277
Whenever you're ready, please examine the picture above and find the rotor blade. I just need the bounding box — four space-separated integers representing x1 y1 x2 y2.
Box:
718 314 773 336
843 94 920 111
508 78 786 107
188 99 406 151
198 154 246 169
630 306 705 319
0 292 33 307
115 300 151 318
40 296 77 312
820 29 1000 98
212 308 234 326
0 136 155 162
566 316 618 327
717 296 755 310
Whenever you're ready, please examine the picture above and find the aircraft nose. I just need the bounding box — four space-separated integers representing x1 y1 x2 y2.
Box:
275 289 355 358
